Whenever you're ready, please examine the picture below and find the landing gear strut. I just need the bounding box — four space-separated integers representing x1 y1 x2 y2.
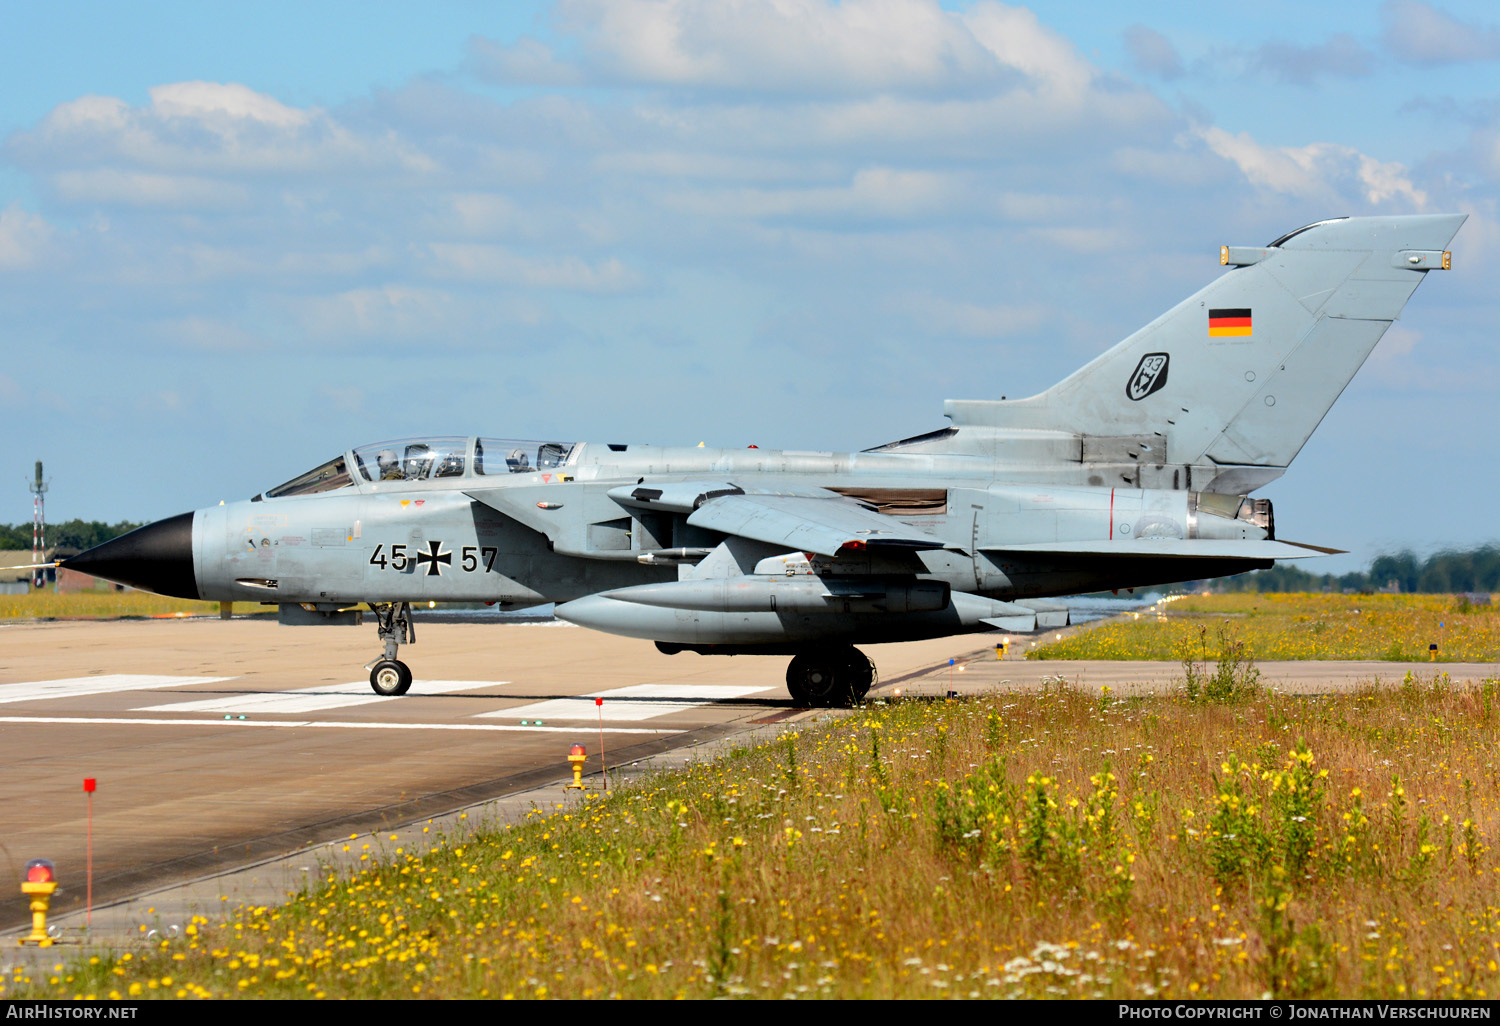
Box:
786 646 875 708
368 601 415 696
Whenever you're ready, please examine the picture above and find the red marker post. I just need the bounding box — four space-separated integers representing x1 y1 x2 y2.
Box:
83 778 96 928
595 698 608 790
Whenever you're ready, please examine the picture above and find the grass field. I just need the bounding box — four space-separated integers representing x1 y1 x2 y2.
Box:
7 676 1500 1000
1030 593 1500 662
0 590 246 620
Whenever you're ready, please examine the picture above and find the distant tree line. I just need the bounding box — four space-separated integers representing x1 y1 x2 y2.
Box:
0 520 144 552
1216 545 1500 594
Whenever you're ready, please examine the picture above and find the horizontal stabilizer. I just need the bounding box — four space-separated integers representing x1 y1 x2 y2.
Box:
981 615 1037 632
1014 598 1070 629
951 592 1044 632
986 539 1339 560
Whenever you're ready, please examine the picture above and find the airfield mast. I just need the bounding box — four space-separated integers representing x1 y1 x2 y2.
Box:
29 460 47 588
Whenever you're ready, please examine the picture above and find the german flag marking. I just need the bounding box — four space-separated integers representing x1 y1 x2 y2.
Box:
1209 307 1252 337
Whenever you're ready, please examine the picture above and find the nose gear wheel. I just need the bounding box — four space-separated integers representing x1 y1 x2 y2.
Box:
370 659 412 696
367 601 417 695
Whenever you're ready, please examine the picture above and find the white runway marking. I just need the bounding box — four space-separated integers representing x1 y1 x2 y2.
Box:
0 715 663 734
137 680 509 715
0 675 232 705
483 683 773 722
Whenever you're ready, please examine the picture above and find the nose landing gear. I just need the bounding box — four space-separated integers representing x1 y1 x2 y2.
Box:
367 601 415 696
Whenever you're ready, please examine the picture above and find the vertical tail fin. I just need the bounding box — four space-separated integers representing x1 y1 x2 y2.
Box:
942 214 1464 491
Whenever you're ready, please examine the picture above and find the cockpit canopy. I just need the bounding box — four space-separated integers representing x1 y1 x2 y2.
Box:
263 437 578 498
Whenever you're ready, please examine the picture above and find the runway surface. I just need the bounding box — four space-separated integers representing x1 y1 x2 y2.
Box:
3 614 1495 941
0 615 990 933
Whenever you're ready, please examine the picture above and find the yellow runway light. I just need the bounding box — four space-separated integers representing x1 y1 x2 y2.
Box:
566 744 588 790
19 859 57 946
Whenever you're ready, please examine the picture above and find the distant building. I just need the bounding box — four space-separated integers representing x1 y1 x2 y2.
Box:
0 547 110 594
0 550 43 594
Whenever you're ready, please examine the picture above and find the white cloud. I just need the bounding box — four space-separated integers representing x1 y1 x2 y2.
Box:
0 205 55 269
159 316 266 351
1111 143 1230 187
1123 25 1183 80
962 2 1096 105
1197 126 1427 208
550 0 1004 94
9 82 435 183
294 285 463 341
1198 126 1327 197
665 166 957 222
468 35 585 86
1026 224 1130 254
52 169 249 208
1367 322 1496 391
1254 33 1375 85
898 291 1049 338
1383 0 1500 65
478 0 1138 124
1356 153 1428 207
149 82 311 127
424 243 639 291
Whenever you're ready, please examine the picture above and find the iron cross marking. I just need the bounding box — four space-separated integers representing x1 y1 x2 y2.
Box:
416 540 452 577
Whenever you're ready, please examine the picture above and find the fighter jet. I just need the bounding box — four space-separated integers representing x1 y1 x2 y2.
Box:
64 214 1464 705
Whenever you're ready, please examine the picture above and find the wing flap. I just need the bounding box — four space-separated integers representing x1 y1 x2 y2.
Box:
687 493 954 557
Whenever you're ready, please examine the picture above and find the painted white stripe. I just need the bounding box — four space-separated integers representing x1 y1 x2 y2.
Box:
137 679 508 714
582 684 772 700
481 683 772 722
489 699 708 722
0 675 232 705
0 715 662 734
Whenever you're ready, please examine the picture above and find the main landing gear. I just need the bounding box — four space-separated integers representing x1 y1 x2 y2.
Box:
367 601 415 696
786 646 875 708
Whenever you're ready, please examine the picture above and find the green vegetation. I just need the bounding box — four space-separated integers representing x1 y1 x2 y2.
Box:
7 680 1500 999
1179 621 1262 702
1031 592 1500 662
1217 544 1500 594
0 591 247 620
0 519 144 552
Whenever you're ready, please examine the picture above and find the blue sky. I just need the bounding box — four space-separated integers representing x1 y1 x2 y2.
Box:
4 1 1499 573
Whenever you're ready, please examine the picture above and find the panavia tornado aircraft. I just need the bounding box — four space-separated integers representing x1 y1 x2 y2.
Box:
63 214 1464 706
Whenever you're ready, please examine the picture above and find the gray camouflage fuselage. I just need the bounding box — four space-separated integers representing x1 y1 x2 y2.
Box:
66 214 1466 668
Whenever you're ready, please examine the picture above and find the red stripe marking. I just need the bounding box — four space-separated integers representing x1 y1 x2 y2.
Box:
1208 316 1252 328
1109 488 1115 540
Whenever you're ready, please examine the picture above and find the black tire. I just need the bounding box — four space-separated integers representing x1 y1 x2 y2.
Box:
370 659 413 696
786 648 862 708
842 648 876 702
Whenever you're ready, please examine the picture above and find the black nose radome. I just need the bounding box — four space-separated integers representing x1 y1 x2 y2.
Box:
62 511 198 599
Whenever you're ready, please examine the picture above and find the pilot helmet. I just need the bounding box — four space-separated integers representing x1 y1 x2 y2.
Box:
377 449 399 474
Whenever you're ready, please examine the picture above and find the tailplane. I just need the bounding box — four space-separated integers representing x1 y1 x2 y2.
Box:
903 215 1464 492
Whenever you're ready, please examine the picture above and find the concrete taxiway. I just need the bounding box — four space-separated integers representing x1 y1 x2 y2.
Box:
0 615 991 937
2 614 1495 947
